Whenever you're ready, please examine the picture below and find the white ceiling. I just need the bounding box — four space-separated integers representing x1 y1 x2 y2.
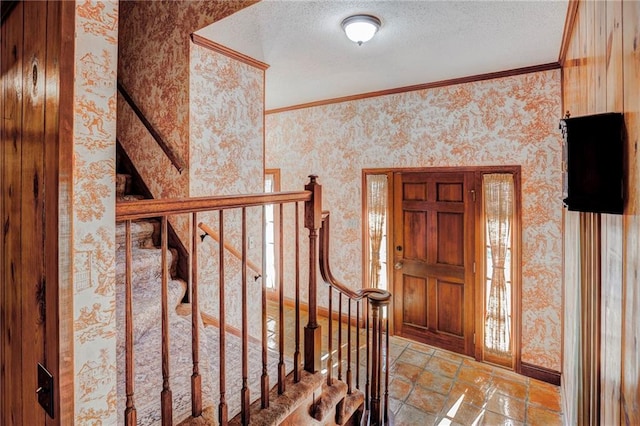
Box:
197 0 569 111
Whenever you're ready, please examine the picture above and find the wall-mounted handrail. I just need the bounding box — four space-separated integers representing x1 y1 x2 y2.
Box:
198 221 262 280
117 81 186 174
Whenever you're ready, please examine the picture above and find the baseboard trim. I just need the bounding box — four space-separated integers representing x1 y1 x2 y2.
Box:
520 362 561 386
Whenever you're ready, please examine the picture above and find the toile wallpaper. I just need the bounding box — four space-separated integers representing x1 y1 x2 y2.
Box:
266 70 563 371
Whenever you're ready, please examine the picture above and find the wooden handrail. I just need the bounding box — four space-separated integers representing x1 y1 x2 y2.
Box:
319 211 391 303
117 81 186 173
198 222 262 279
116 190 311 221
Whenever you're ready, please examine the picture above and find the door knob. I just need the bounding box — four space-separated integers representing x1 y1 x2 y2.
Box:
394 262 403 270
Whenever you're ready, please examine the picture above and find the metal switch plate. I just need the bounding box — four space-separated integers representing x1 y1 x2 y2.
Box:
37 362 54 419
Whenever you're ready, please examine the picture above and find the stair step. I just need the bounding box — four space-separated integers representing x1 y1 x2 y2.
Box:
116 220 158 249
116 245 179 283
313 379 348 423
117 194 146 202
227 370 325 426
116 173 131 197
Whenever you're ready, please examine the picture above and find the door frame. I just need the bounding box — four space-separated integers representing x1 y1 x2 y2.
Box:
362 166 521 367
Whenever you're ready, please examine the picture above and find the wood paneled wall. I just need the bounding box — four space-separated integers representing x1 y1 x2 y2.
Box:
561 1 640 424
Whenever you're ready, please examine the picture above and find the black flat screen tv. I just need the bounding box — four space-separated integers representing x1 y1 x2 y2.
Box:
560 112 624 214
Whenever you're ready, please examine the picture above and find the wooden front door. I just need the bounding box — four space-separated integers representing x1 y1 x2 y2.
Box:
393 171 475 356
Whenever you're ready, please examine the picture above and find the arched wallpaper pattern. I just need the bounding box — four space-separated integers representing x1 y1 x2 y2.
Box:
266 70 563 371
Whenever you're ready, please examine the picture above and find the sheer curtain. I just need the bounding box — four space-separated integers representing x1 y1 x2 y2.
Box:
483 173 514 357
367 174 387 289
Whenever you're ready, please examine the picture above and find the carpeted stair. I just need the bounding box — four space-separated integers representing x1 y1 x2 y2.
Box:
115 172 363 425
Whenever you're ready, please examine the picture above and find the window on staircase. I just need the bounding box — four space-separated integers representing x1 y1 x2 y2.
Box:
264 170 280 290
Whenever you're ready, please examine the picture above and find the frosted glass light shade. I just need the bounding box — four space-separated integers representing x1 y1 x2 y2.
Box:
342 15 381 45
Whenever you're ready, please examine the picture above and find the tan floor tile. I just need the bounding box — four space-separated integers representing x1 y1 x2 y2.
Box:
398 348 431 369
441 401 484 425
526 405 563 425
528 382 561 412
388 377 413 401
492 365 529 384
391 361 423 382
388 397 403 414
434 349 465 365
426 356 461 378
446 381 487 408
458 365 493 390
416 369 453 395
394 404 438 426
486 392 526 422
493 376 528 400
462 358 494 373
480 410 524 426
406 385 447 414
408 341 436 355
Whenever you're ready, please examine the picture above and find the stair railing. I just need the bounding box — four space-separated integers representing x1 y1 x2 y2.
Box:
115 175 390 425
117 81 185 173
318 210 392 426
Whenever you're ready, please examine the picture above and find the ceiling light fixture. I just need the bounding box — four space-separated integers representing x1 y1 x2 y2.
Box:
341 14 381 46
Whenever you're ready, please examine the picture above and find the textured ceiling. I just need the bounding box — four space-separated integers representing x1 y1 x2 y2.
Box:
197 0 569 110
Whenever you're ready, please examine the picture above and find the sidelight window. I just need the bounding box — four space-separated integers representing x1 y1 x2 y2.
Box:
482 173 515 366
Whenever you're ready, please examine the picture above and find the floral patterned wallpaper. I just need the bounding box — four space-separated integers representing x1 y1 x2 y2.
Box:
117 0 257 198
266 70 563 371
189 44 265 336
73 0 118 423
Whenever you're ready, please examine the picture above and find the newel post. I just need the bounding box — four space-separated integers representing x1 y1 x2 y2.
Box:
304 175 322 372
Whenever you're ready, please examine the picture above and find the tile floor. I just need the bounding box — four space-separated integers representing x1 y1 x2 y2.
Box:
386 337 563 426
266 301 563 425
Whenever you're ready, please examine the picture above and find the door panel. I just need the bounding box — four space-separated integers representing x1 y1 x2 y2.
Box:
393 171 475 356
436 280 463 336
402 275 428 328
436 212 464 265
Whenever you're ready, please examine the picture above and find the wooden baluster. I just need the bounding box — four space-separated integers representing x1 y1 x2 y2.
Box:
327 286 333 386
124 221 137 425
191 213 202 417
304 176 322 372
365 302 370 409
218 212 228 425
261 205 269 408
356 301 360 391
338 293 343 381
370 300 380 425
347 298 352 394
161 216 173 426
278 203 286 394
384 305 390 425
294 202 301 383
241 208 250 425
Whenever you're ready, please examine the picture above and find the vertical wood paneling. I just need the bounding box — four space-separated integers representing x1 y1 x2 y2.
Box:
21 2 47 423
605 0 623 112
1 3 24 424
601 214 623 426
562 1 640 424
622 0 640 424
594 0 607 113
